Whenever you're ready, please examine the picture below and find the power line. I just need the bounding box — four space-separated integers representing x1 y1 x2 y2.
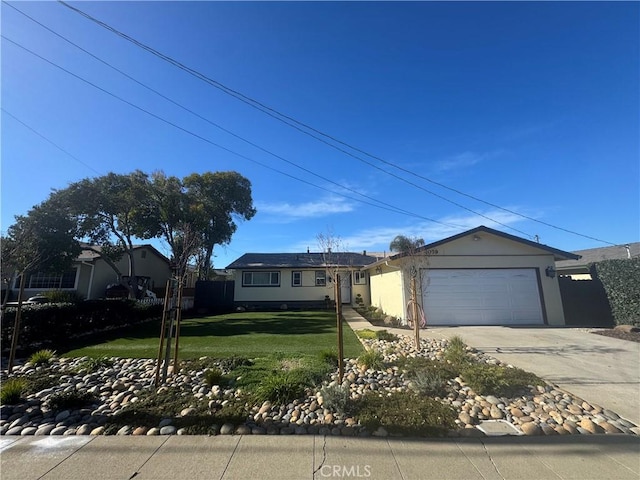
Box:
1 108 103 176
2 34 462 230
5 2 461 230
55 0 617 246
55 0 532 239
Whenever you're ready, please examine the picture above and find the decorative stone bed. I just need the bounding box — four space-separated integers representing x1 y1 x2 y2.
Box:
1 334 637 437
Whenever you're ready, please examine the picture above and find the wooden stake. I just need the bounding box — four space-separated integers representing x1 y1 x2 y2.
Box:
335 274 344 383
7 273 26 372
411 276 420 351
154 280 171 387
172 279 184 368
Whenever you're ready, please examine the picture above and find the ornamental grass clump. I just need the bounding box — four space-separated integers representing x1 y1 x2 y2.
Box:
28 349 56 367
254 370 309 404
443 335 470 366
357 349 384 371
0 378 27 405
204 368 224 387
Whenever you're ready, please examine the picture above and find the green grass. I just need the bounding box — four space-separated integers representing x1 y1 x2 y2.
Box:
62 311 365 360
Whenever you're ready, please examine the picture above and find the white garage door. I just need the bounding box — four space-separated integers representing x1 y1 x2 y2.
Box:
422 269 544 325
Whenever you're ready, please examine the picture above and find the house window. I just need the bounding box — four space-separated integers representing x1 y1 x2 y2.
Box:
15 268 78 289
242 271 280 287
353 270 367 285
292 271 302 287
315 271 326 286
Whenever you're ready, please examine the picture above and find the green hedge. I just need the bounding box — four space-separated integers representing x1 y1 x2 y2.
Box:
592 258 640 326
1 300 163 356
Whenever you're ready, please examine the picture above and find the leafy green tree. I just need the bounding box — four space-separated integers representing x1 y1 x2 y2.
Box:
183 172 256 279
1 202 80 369
389 235 425 255
49 171 152 298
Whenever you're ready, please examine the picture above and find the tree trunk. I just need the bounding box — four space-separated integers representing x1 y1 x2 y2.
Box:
127 249 139 299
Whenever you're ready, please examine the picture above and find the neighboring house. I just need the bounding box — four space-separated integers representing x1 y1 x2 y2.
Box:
555 242 640 279
226 252 378 309
364 226 580 326
10 244 172 300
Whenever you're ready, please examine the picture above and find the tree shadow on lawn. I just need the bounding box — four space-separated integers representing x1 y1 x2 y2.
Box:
178 314 336 337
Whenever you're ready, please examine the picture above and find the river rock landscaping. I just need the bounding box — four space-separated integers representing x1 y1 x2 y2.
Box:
1 333 637 438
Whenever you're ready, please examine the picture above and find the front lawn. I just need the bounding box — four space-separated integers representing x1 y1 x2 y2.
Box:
62 310 364 359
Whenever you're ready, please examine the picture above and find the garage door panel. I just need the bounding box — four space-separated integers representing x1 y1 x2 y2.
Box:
422 268 543 326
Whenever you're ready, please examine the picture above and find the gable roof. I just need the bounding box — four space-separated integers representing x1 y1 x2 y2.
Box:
226 252 378 270
77 244 170 264
367 225 580 268
556 242 639 272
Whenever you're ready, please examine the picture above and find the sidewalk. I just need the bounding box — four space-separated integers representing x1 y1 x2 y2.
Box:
2 433 639 479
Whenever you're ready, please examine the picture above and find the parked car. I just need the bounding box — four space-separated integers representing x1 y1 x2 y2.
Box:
105 284 129 299
26 295 50 304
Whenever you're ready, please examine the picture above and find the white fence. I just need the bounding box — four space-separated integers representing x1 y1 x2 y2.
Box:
138 296 194 310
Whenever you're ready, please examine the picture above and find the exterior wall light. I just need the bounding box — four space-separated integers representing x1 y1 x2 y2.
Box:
545 266 556 278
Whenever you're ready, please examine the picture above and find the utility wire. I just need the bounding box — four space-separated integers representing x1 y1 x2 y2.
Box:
56 0 617 246
2 34 462 229
55 0 533 239
1 108 103 175
5 3 461 230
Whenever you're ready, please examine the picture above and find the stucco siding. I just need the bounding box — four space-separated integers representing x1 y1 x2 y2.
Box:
232 267 371 305
365 232 567 326
369 268 405 320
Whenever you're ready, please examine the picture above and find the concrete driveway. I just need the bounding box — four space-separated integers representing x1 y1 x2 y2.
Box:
416 326 640 426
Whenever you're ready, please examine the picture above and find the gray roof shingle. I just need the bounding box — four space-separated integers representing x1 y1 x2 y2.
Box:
226 252 378 270
556 242 640 271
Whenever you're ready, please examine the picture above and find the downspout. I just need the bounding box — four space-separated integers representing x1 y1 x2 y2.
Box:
81 261 95 300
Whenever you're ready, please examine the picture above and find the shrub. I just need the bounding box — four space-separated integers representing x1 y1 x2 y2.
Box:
75 356 114 373
593 258 640 326
375 330 398 342
204 368 224 387
0 378 27 405
22 371 61 395
444 335 470 366
217 356 253 372
42 290 84 304
357 349 384 370
352 392 456 436
460 364 543 397
28 349 56 367
320 383 350 415
318 349 338 367
47 390 98 411
355 329 377 339
1 299 163 357
409 369 449 397
254 370 309 404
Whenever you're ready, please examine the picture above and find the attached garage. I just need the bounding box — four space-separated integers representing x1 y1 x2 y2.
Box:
422 268 544 325
367 226 580 327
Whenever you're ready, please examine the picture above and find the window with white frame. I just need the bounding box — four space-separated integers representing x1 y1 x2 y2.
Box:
15 268 78 289
292 271 302 287
353 270 367 285
315 270 326 286
242 271 280 287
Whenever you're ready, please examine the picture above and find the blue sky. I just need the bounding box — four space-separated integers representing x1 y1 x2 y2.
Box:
2 1 638 268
